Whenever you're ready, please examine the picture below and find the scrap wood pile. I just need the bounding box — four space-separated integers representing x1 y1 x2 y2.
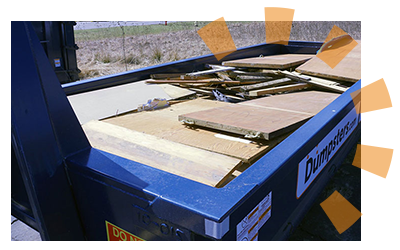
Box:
140 41 361 143
145 53 356 103
82 40 361 188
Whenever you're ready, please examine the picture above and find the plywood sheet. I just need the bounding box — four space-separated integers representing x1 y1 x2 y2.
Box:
178 91 339 140
241 91 340 115
222 54 314 69
68 80 195 124
83 120 242 187
105 99 280 162
179 104 312 140
295 40 361 82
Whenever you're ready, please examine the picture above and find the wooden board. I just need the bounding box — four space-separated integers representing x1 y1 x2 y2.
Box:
278 70 348 93
241 91 340 115
179 91 339 140
222 54 314 69
239 77 292 92
83 120 242 187
247 83 311 96
295 40 361 82
104 99 280 162
179 104 312 140
68 80 195 124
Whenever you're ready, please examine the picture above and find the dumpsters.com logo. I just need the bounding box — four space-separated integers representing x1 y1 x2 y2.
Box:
298 112 358 199
197 7 392 235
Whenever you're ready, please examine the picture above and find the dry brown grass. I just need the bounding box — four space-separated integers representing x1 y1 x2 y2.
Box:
77 29 206 79
76 21 360 80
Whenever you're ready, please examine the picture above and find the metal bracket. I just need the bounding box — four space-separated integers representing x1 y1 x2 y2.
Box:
181 119 195 125
204 217 230 239
244 131 262 139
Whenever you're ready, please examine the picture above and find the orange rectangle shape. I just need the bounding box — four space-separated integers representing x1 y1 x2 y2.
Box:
106 221 144 241
248 207 259 219
259 206 271 221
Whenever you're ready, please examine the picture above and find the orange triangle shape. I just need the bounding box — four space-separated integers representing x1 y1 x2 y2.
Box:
214 16 225 22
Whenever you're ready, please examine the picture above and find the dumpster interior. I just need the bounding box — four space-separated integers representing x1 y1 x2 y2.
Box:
70 40 361 188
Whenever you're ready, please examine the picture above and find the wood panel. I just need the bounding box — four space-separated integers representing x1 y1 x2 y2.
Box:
247 83 311 97
178 91 339 140
68 80 194 124
295 40 361 82
222 54 314 69
278 70 348 93
104 99 279 162
83 120 242 187
179 104 312 140
241 91 340 115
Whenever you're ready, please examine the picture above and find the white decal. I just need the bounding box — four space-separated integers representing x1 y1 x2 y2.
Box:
297 107 359 198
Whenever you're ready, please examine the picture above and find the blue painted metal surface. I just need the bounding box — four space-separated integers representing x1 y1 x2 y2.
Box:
11 21 90 240
11 21 360 240
31 21 80 83
66 82 360 240
62 41 321 95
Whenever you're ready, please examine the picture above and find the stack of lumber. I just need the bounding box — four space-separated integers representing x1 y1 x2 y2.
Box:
83 99 281 188
84 90 339 187
145 53 355 100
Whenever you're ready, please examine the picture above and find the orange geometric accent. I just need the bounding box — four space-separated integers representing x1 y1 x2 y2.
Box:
317 25 358 69
350 88 362 114
264 7 295 45
352 144 393 178
320 191 362 234
197 17 237 61
322 25 349 44
361 77 393 114
264 7 295 22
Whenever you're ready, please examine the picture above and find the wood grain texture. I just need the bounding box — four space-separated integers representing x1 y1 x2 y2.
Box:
278 71 348 93
239 77 292 92
222 54 314 69
241 91 340 115
247 83 311 96
295 40 361 82
179 91 338 140
83 120 242 187
179 104 312 140
105 99 277 162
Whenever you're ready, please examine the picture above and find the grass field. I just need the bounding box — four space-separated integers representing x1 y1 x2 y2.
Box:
75 21 361 80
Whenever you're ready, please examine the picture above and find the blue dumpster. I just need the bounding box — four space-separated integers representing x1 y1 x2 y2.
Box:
11 21 360 240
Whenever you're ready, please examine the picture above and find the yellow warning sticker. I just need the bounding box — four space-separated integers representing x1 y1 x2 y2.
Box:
236 191 272 241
